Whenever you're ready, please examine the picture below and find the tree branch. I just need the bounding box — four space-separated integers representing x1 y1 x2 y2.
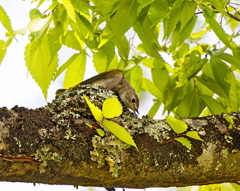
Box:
0 86 240 188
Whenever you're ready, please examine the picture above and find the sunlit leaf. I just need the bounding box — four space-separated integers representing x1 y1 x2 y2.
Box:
186 131 204 141
0 40 7 65
25 37 58 98
201 4 232 49
28 15 53 39
0 6 13 34
147 101 161 118
142 78 162 101
102 98 122 118
103 120 138 149
175 137 191 150
83 95 103 122
166 115 188 134
63 51 86 89
202 95 226 115
58 0 76 22
225 115 234 129
96 128 105 136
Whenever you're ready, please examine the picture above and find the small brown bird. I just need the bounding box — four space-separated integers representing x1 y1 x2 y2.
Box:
57 70 139 114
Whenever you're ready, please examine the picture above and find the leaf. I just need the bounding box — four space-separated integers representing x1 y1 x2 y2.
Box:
186 131 204 141
63 51 86 89
62 30 84 51
202 95 226 115
196 76 228 99
0 40 7 65
108 0 138 44
142 78 162 101
102 120 138 149
96 128 105 136
175 91 201 118
166 115 188 134
58 0 76 22
210 57 230 96
124 66 143 92
218 53 240 69
0 6 13 34
117 35 130 61
102 98 123 118
152 60 169 92
25 37 58 98
134 16 162 60
28 15 53 39
182 50 207 80
225 116 234 125
175 137 191 150
147 101 161 118
201 4 232 49
83 95 103 122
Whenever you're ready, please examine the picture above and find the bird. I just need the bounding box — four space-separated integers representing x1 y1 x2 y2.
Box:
56 69 139 114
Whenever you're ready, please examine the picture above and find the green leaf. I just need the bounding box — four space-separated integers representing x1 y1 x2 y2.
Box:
218 53 240 69
102 98 123 118
142 78 162 101
0 40 7 65
124 66 143 92
210 57 230 96
186 131 204 141
147 101 161 118
117 35 130 61
211 0 228 16
201 4 232 49
83 95 103 122
202 95 226 115
28 15 53 39
166 115 188 134
0 6 13 34
58 0 76 22
137 0 153 15
96 128 105 136
108 0 138 44
182 50 207 80
152 60 169 92
102 120 138 149
62 30 84 51
25 37 58 98
63 51 86 89
134 16 162 60
225 116 234 125
175 137 191 150
175 91 201 118
196 76 228 99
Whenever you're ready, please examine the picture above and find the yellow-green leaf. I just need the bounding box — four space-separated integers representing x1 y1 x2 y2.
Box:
166 115 188 134
102 98 122 118
175 137 191 150
83 95 103 122
96 128 105 136
103 120 138 149
0 40 7 65
28 15 53 39
63 51 86 89
58 0 76 23
225 116 234 125
186 131 204 141
0 6 13 34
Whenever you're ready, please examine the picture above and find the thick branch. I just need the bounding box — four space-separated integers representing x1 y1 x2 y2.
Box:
0 86 240 188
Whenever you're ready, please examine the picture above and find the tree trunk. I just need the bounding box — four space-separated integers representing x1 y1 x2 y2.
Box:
0 85 239 188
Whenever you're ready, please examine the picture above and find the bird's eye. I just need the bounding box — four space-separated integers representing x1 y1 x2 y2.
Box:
132 97 136 103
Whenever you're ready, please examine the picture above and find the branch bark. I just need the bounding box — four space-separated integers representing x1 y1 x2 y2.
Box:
0 85 240 188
